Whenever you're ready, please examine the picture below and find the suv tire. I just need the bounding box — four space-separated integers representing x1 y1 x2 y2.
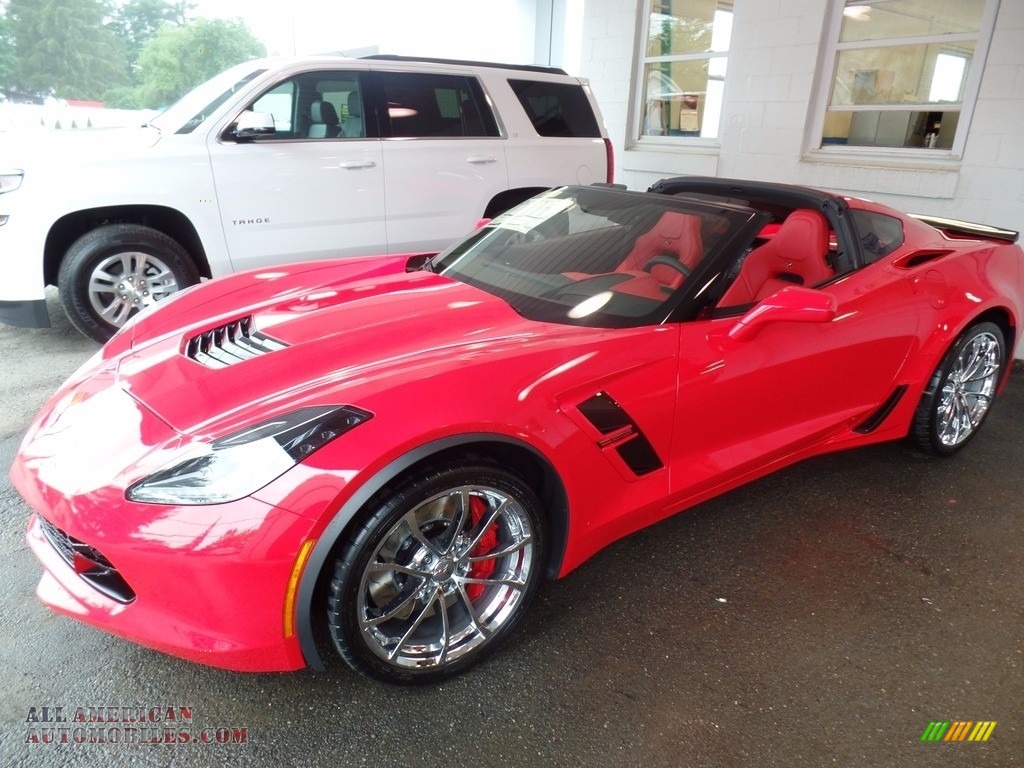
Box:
59 224 200 343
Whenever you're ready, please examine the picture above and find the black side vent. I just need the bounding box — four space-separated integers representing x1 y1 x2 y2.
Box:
897 250 954 269
853 385 908 434
577 392 663 476
38 516 136 604
185 317 288 369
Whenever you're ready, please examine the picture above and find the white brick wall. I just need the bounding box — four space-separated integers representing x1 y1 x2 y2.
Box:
581 0 1024 245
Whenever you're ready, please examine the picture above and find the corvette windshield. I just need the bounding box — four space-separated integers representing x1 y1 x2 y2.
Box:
433 186 753 327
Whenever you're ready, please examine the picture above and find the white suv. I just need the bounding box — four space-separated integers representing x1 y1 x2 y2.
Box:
0 55 612 341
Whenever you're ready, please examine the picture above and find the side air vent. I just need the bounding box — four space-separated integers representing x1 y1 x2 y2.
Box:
894 250 954 269
185 316 288 369
577 391 663 476
853 385 908 434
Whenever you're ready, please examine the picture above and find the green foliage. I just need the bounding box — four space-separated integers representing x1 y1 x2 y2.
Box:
3 1 261 107
7 0 129 99
0 11 17 89
136 18 265 108
109 0 194 76
102 84 145 109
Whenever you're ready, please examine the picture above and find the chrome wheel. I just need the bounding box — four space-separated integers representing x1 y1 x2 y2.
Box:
911 322 1005 456
934 330 1001 447
358 485 536 669
328 464 545 683
87 251 180 327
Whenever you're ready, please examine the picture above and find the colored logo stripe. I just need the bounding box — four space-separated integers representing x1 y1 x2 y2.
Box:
969 722 997 742
921 721 996 742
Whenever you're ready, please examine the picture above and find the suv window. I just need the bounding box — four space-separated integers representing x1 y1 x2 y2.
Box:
508 79 602 138
378 72 499 138
245 71 365 140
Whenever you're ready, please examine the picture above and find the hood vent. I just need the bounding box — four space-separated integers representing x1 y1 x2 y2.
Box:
185 316 288 368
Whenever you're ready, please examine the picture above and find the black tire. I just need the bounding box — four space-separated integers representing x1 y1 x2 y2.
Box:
58 224 200 343
910 322 1006 456
327 462 545 684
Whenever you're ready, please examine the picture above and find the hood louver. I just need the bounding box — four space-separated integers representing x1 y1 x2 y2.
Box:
184 317 288 368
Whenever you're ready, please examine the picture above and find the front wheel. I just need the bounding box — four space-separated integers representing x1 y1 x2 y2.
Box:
58 224 200 343
910 322 1006 456
327 463 545 684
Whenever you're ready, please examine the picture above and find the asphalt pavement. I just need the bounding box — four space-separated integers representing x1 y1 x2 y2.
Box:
1 290 1021 767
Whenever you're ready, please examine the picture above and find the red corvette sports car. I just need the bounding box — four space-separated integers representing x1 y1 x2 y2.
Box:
11 177 1024 684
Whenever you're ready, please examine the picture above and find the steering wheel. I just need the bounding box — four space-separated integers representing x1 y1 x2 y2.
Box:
643 254 691 278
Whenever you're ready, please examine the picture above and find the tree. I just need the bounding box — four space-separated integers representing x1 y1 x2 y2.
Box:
136 18 264 108
7 0 129 99
0 10 17 91
109 0 194 76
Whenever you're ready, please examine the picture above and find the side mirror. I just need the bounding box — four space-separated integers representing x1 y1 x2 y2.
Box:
728 286 836 342
232 111 276 141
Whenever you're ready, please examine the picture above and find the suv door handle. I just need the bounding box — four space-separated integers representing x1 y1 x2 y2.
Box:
467 155 498 164
339 160 377 169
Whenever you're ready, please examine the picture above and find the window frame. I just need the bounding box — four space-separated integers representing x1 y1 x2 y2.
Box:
805 0 1002 162
629 0 733 149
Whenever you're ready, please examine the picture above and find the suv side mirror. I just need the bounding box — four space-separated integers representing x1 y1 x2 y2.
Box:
232 111 276 141
728 286 836 342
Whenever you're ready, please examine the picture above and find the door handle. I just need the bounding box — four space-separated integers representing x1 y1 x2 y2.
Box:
467 155 498 164
339 160 377 169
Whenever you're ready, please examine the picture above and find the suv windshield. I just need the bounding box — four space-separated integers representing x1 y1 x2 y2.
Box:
149 60 268 134
434 186 754 327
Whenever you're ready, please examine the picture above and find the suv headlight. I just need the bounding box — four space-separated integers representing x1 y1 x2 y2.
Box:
0 170 24 194
127 405 372 505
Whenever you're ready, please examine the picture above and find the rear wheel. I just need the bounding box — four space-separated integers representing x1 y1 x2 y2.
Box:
911 322 1005 456
58 224 200 343
327 463 545 684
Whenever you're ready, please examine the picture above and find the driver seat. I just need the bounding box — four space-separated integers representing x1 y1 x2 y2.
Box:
616 211 703 289
719 209 833 305
308 100 341 138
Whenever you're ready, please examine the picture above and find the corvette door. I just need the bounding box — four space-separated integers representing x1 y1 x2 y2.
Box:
669 270 922 496
373 70 509 253
208 70 386 274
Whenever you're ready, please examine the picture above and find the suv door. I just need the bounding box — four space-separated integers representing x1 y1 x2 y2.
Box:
207 69 386 273
372 70 509 253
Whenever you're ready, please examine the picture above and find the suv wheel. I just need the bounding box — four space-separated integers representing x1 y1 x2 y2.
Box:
58 224 200 343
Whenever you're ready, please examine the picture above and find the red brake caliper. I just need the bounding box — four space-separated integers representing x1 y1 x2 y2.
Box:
465 496 497 601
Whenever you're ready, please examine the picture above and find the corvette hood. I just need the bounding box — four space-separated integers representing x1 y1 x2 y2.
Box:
114 265 557 437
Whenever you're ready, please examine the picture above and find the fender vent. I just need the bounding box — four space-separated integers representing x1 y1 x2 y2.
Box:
185 316 288 368
578 391 663 476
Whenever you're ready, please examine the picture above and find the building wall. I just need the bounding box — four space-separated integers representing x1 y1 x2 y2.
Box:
581 0 1024 241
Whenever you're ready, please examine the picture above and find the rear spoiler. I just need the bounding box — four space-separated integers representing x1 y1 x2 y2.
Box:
909 214 1019 244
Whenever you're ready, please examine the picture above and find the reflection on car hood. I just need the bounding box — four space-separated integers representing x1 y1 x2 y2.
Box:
113 262 556 436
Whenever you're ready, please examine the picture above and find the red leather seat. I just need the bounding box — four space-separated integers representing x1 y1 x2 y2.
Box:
719 209 833 305
616 211 703 289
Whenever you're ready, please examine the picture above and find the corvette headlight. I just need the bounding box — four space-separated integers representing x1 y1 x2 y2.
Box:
126 405 372 505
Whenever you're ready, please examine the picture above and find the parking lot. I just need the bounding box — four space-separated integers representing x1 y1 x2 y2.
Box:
1 290 1021 767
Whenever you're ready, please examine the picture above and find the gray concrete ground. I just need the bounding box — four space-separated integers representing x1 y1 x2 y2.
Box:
1 290 1021 767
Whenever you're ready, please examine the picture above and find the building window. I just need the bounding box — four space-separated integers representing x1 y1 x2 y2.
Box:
636 0 732 142
815 0 997 154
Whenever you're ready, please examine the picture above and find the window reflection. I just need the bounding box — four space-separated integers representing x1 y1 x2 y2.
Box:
639 1 732 140
819 0 986 150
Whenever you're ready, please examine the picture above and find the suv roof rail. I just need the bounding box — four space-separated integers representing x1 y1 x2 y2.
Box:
360 54 568 76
